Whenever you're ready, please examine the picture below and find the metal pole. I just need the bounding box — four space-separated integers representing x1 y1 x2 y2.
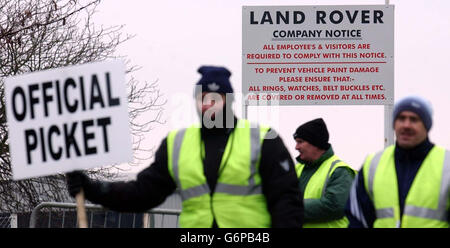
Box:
10 214 18 228
384 0 393 147
243 101 248 119
103 211 108 227
61 210 65 228
117 212 122 228
48 211 51 228
384 104 394 147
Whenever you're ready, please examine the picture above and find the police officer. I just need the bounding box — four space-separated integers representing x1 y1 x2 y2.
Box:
346 95 450 228
293 118 355 227
67 65 303 228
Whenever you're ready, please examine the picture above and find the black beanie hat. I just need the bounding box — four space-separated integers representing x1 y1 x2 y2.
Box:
293 118 330 150
194 66 234 96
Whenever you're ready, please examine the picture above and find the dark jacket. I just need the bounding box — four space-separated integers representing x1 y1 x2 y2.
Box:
82 117 304 228
345 138 450 227
297 147 355 223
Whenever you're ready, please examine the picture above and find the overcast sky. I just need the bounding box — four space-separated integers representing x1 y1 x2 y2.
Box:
94 0 450 174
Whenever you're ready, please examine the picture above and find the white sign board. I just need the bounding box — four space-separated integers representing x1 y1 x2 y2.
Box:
242 5 394 105
5 60 132 180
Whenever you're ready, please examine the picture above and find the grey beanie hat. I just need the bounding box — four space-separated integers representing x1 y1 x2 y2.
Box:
393 95 433 131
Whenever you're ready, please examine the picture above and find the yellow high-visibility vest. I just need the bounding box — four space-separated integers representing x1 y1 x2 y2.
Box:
296 155 355 228
362 145 450 228
167 119 271 227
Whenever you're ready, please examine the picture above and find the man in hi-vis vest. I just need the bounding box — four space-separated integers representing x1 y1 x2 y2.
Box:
66 65 304 228
293 118 355 228
346 95 449 228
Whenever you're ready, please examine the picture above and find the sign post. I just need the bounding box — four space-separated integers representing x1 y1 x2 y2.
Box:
384 103 394 147
75 189 88 228
5 60 133 227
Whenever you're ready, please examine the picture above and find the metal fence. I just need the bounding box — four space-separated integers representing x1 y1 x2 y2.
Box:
29 202 181 228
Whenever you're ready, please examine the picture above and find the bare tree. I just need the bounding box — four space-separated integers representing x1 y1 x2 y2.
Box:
0 0 165 212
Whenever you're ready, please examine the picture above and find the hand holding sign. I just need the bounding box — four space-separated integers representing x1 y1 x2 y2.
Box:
67 171 90 228
66 171 90 197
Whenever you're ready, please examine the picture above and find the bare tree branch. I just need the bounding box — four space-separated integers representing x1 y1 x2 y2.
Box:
0 0 165 212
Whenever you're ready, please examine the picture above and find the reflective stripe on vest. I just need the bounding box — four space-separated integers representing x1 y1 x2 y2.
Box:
168 119 271 227
171 124 264 200
296 155 355 228
296 158 346 197
364 145 450 227
321 159 343 196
